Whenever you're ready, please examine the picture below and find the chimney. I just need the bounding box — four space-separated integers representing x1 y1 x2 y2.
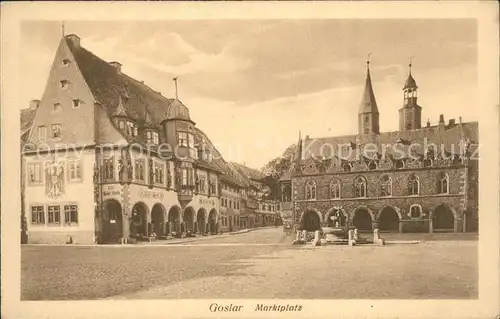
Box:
109 61 122 73
305 135 310 140
426 118 431 128
29 100 40 110
65 34 80 48
439 114 445 124
438 114 446 131
448 118 456 127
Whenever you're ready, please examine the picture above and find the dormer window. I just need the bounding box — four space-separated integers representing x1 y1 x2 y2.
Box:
72 99 81 108
118 120 125 130
146 130 159 145
125 121 137 137
60 80 69 89
62 59 71 66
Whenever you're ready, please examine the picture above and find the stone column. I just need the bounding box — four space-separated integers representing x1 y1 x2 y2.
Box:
462 213 467 233
454 218 459 233
122 210 130 244
398 221 404 233
429 219 433 233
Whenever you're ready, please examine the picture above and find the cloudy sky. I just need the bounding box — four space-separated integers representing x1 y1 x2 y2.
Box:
20 20 477 168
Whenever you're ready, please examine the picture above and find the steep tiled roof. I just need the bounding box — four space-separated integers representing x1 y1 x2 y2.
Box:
193 128 248 187
300 122 477 163
231 162 267 181
20 107 37 135
65 37 176 138
278 121 478 180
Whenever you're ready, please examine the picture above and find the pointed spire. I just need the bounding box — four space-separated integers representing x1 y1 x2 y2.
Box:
359 54 379 114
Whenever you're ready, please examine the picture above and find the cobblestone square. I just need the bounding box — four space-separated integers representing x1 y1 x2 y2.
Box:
22 228 477 300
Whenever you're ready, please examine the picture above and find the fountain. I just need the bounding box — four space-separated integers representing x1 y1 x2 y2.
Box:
291 210 384 246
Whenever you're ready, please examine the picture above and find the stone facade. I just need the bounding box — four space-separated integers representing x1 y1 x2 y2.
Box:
279 62 478 234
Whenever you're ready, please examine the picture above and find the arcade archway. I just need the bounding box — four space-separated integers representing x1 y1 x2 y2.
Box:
432 204 455 232
101 199 123 244
130 202 149 237
378 206 400 232
353 208 372 231
197 208 206 234
168 206 181 234
151 203 166 238
299 210 321 231
183 207 196 234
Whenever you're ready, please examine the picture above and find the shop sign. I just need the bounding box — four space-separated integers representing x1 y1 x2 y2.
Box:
103 185 121 197
139 189 164 200
199 198 216 207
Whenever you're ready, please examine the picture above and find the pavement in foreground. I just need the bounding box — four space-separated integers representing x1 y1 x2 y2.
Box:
21 228 478 300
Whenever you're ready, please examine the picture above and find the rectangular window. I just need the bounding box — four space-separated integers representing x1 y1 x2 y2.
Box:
103 157 114 181
64 205 78 225
134 159 145 181
27 163 43 184
146 131 152 144
127 122 133 136
48 205 61 224
31 206 45 224
154 163 164 185
68 159 82 181
199 176 206 193
152 132 159 145
119 120 125 130
188 133 194 148
72 99 80 108
53 103 61 113
178 132 188 147
181 168 188 186
51 123 62 139
37 126 47 140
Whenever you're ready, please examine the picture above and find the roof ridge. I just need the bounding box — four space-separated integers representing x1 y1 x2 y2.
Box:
305 121 478 142
70 42 174 104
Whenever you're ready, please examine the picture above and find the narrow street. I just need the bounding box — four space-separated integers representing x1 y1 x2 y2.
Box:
22 228 477 300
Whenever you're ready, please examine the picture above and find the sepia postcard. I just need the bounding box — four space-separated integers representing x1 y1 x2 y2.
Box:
1 1 499 319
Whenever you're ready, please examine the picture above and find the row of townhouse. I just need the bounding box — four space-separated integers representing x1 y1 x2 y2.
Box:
20 33 281 245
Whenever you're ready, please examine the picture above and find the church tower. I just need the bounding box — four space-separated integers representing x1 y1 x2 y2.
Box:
399 60 422 131
358 59 380 135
